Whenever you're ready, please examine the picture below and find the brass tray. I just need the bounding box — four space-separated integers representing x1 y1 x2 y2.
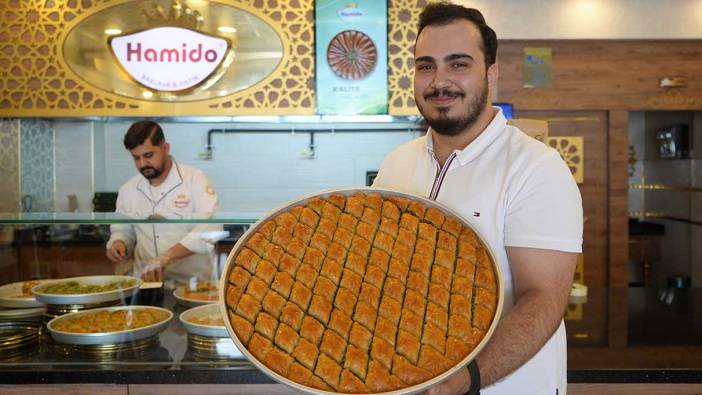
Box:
218 187 504 395
187 334 245 360
32 275 141 305
0 321 40 352
46 305 172 345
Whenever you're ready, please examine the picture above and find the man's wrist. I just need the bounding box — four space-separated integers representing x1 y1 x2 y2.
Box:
465 360 480 395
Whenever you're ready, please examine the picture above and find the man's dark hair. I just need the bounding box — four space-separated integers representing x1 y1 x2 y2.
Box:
417 2 498 67
123 120 165 150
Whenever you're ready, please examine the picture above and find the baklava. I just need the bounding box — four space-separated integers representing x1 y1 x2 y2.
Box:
225 191 499 393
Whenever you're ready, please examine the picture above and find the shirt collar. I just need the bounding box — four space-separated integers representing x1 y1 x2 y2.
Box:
136 157 183 202
424 106 507 166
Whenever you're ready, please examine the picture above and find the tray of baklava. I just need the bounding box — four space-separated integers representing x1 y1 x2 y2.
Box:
46 305 172 345
219 187 503 394
32 275 141 305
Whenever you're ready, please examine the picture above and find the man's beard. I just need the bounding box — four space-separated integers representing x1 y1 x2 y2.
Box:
140 166 163 179
418 77 489 136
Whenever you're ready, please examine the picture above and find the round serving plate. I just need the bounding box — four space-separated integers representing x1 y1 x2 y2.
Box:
218 187 504 395
180 303 228 338
32 275 142 305
173 284 219 307
0 306 45 321
0 280 50 308
46 305 172 346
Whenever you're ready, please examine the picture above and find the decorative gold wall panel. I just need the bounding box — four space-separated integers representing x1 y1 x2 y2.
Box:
387 0 425 116
0 0 315 116
546 136 584 184
3 0 425 116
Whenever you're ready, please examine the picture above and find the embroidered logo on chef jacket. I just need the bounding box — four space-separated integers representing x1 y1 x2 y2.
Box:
174 194 191 208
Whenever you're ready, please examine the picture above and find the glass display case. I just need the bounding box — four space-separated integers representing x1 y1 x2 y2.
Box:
1 214 701 389
0 213 275 385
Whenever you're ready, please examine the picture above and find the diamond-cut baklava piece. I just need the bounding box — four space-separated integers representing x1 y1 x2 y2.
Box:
225 191 499 393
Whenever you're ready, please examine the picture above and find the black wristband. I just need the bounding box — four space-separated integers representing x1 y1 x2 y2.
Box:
464 360 481 395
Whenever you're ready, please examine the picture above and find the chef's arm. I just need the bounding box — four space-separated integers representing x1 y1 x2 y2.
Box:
158 242 194 268
140 243 195 282
474 247 577 387
106 193 137 262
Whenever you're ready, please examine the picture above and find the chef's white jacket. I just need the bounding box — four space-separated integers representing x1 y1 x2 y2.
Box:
107 158 222 286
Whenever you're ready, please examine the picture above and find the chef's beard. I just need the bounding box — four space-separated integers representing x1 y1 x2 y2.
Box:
418 76 489 137
140 166 163 179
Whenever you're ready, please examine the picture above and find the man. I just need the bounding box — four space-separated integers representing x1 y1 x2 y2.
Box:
373 3 582 394
106 120 221 287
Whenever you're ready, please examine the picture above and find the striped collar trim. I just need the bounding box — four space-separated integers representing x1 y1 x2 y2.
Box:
424 106 507 167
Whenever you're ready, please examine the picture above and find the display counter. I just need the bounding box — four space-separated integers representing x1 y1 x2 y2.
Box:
0 215 701 389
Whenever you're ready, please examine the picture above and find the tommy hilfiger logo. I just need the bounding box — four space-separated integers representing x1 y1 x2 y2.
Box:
473 212 481 217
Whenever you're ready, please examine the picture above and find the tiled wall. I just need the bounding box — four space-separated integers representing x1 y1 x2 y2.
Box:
99 122 421 217
0 119 20 212
54 122 94 212
20 119 54 212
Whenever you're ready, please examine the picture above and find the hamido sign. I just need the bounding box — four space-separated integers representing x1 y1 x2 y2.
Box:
110 27 230 92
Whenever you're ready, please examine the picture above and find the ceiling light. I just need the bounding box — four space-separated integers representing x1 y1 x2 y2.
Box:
217 26 237 33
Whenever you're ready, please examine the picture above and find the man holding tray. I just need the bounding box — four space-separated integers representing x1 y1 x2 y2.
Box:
106 120 222 287
374 2 583 394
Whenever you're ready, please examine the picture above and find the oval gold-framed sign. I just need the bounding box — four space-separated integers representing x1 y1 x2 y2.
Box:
59 0 285 103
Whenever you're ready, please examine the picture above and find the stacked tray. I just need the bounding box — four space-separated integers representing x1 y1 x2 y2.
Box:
0 321 40 355
220 188 503 394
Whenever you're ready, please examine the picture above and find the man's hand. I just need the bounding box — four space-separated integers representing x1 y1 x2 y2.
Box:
139 254 173 282
422 365 471 395
106 240 128 264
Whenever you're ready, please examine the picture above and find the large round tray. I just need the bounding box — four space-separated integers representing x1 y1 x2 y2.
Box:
46 305 172 345
0 280 50 308
180 304 228 338
219 187 504 395
32 275 141 305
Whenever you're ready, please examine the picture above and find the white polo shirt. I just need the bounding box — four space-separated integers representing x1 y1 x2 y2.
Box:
373 108 582 394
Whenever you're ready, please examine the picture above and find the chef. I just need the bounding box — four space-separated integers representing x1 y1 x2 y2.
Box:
106 120 222 287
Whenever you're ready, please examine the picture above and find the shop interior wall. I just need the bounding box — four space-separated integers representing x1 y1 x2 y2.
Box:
497 39 702 288
23 120 420 217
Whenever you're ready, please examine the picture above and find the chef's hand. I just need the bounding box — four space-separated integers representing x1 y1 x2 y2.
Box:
106 240 127 264
140 254 173 282
420 366 471 395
